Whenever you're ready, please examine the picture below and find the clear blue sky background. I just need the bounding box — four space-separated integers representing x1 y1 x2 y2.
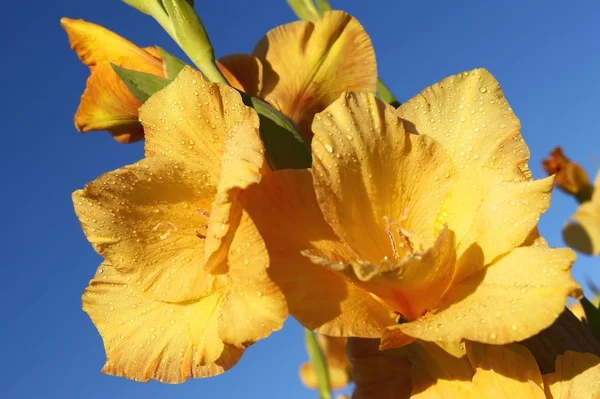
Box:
1 0 600 398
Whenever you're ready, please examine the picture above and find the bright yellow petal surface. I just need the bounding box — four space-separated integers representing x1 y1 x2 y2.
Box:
311 91 456 263
347 338 413 399
383 245 579 348
397 68 530 182
241 169 396 337
468 343 545 398
61 18 163 74
139 67 258 184
217 54 263 96
563 172 600 255
73 157 214 303
254 11 377 141
544 351 600 399
397 68 551 279
82 262 243 383
451 174 554 280
74 63 144 142
300 335 351 390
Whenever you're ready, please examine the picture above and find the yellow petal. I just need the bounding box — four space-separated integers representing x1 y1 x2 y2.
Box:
468 343 546 398
216 209 287 346
383 245 579 347
61 18 163 74
139 67 259 185
254 11 377 141
347 338 413 399
74 62 144 142
217 54 263 96
544 351 600 399
300 335 351 390
397 68 530 181
203 120 267 273
73 157 214 302
563 171 600 255
450 174 554 280
82 262 243 383
311 91 456 263
241 169 396 337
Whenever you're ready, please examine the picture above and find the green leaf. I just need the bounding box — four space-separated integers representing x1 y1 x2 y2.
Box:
581 297 600 341
304 330 332 399
241 94 311 170
377 79 401 107
157 47 187 79
111 64 172 103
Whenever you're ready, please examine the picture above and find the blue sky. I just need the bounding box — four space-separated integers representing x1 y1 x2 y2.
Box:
1 0 600 398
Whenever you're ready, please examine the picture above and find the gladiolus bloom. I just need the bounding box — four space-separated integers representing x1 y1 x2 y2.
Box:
74 68 287 382
61 18 166 143
542 146 593 201
241 69 580 349
217 10 377 142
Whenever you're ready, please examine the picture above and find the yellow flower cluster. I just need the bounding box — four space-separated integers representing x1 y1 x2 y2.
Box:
62 2 599 397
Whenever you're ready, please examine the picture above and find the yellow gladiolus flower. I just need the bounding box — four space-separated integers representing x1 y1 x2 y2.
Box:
74 67 287 383
299 335 352 391
61 18 166 143
241 68 580 349
217 10 377 142
348 339 600 398
563 171 600 255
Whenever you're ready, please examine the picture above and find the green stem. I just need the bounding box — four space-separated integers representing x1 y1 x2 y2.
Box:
304 330 332 399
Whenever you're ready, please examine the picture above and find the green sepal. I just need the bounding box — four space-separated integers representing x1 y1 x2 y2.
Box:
286 0 320 21
315 0 333 13
111 64 172 103
581 297 600 341
157 47 187 79
241 94 311 171
377 79 401 107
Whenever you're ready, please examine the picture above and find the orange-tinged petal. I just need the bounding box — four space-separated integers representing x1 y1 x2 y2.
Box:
73 157 215 303
74 62 144 142
140 67 259 184
217 54 263 96
468 343 546 398
304 227 456 321
544 351 600 399
82 262 243 383
217 209 287 346
563 171 600 255
347 338 413 399
241 169 396 337
300 335 352 390
61 17 163 75
311 91 456 263
382 245 579 348
397 68 530 182
254 11 377 141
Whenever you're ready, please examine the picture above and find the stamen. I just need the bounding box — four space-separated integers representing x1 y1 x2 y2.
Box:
197 209 211 217
195 231 206 239
383 216 399 259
